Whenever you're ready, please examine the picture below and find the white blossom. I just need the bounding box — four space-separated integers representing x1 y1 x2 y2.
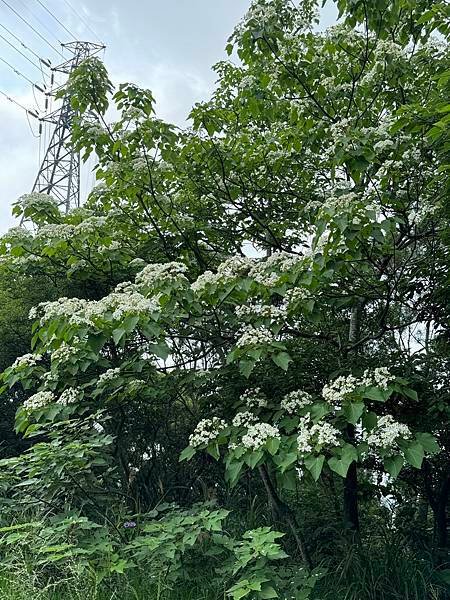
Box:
10 353 42 370
232 411 257 428
23 391 55 411
17 192 58 212
135 261 188 289
241 422 280 451
240 388 267 409
281 390 313 414
363 415 411 449
189 417 227 448
236 325 274 348
98 368 121 384
51 342 78 364
57 387 80 406
235 302 287 321
322 374 359 405
297 415 340 454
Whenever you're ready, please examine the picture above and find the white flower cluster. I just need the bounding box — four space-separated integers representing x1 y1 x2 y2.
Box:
232 411 257 428
360 367 395 390
322 374 360 405
74 216 107 235
35 224 75 241
235 302 287 321
322 368 395 406
241 422 280 451
85 122 107 138
284 287 309 306
191 270 222 293
363 415 411 449
41 371 58 385
250 251 303 288
98 368 121 384
57 387 80 406
135 261 188 289
30 297 88 324
122 107 148 122
373 139 395 153
239 75 256 90
297 415 340 454
94 289 157 321
189 417 227 448
236 325 274 348
240 388 267 409
281 390 313 414
17 192 58 212
23 391 55 411
11 353 42 370
51 342 78 364
0 227 31 244
33 283 159 328
193 256 254 293
98 240 121 253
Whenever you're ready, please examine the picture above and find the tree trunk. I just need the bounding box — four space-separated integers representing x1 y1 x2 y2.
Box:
258 465 312 568
433 475 450 550
342 303 363 533
343 443 360 533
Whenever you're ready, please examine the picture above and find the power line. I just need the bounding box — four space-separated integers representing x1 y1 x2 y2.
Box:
0 0 64 58
61 0 102 43
0 31 47 73
0 22 52 67
33 0 76 40
0 87 39 117
14 0 65 47
0 55 46 92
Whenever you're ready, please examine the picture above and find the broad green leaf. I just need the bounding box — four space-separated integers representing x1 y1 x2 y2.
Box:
271 351 292 371
404 442 424 469
416 433 440 455
384 455 404 479
304 454 325 481
179 446 195 462
343 402 365 425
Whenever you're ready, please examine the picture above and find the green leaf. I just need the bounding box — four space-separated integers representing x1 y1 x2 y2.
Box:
384 455 404 479
225 461 244 486
271 351 292 371
402 387 418 401
404 442 424 469
123 314 140 333
260 585 278 598
207 443 220 461
274 452 297 473
304 454 325 481
363 386 391 402
112 328 126 345
239 360 255 378
343 402 365 425
266 437 280 456
309 402 330 422
328 456 351 478
416 433 440 455
179 446 196 462
362 411 377 431
245 450 264 469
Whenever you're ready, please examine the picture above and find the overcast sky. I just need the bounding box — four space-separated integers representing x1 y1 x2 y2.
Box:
0 0 337 231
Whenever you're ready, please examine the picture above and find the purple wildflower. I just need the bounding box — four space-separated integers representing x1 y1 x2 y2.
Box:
123 520 137 528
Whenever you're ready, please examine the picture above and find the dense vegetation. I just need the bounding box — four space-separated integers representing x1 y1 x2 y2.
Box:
0 0 449 598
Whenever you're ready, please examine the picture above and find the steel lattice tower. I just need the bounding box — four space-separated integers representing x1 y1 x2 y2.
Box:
32 41 104 213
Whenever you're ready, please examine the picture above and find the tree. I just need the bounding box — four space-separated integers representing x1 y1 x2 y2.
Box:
0 0 449 592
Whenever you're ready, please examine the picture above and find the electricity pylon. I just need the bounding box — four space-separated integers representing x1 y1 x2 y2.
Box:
32 41 104 213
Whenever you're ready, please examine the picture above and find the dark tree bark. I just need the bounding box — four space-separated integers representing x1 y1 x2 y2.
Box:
258 465 313 568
